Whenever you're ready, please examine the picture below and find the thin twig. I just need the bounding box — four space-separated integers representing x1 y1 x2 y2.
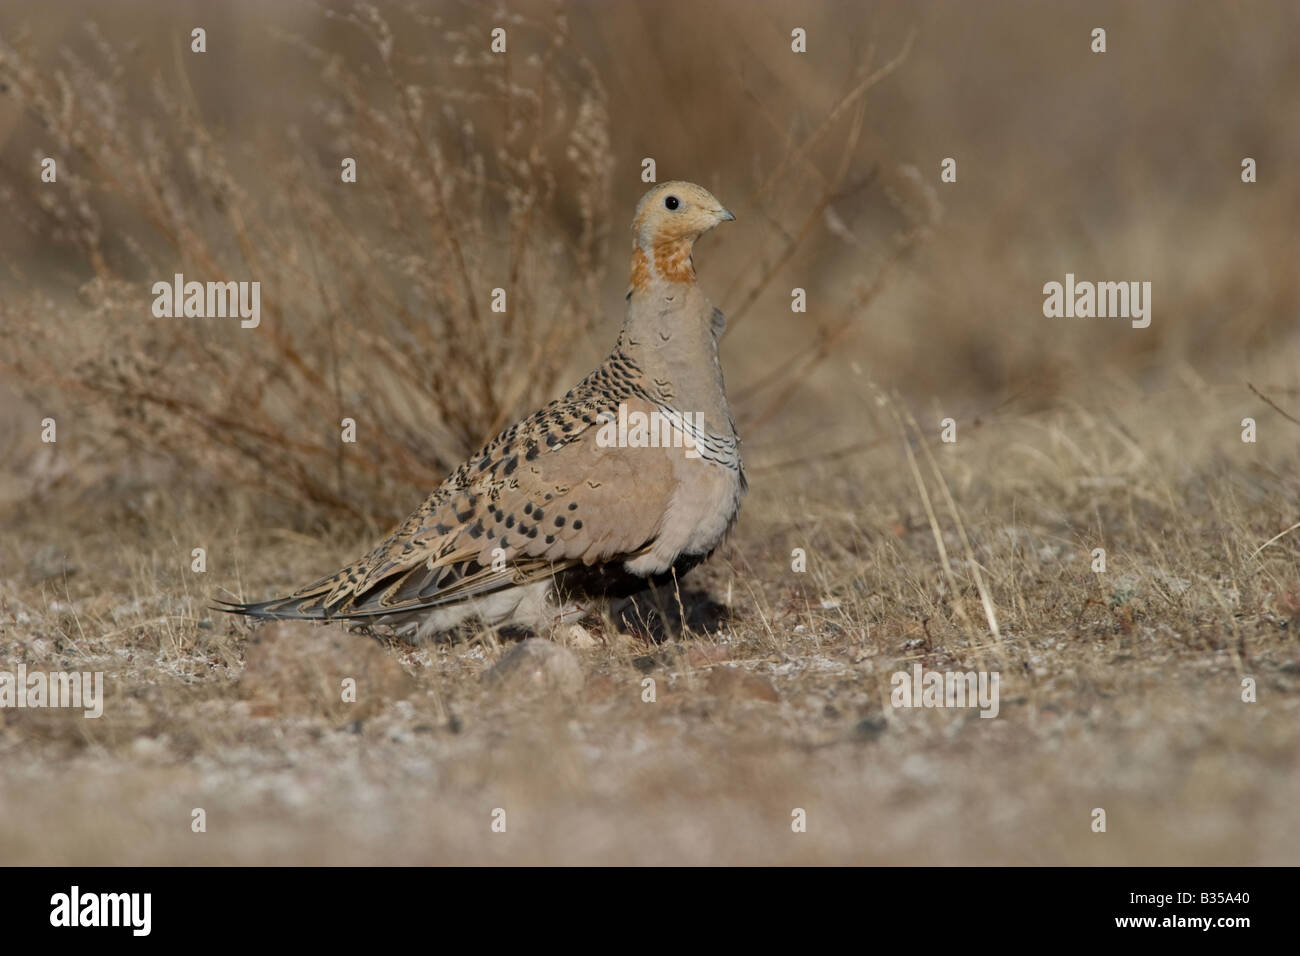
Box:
1248 382 1300 429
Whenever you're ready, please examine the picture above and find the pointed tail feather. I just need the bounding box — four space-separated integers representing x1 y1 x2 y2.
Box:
210 595 336 621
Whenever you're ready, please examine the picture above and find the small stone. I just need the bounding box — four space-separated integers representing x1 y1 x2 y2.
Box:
482 638 583 697
130 735 168 759
559 622 598 648
854 716 888 740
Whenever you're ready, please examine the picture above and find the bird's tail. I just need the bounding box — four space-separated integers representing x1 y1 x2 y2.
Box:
211 594 335 621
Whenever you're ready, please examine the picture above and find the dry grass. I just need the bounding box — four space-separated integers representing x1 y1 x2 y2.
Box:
1 4 617 522
3 381 1298 864
1 0 1298 865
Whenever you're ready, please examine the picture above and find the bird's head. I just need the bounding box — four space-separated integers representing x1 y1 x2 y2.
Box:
629 181 734 294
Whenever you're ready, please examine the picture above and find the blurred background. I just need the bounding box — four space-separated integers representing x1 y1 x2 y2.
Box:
2 0 1296 529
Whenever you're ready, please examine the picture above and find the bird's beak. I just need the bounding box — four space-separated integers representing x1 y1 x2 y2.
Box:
717 208 736 222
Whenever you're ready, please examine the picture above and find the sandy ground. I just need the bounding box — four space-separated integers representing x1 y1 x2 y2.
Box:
3 384 1297 865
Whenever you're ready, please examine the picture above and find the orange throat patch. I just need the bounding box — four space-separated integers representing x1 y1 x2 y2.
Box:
629 239 695 294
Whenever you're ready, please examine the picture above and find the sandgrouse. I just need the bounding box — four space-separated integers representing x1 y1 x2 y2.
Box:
219 181 744 640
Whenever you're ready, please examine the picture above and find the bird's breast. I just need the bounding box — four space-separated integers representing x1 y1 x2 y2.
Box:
623 431 746 577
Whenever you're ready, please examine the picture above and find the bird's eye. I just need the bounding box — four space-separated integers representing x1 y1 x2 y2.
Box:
664 195 680 210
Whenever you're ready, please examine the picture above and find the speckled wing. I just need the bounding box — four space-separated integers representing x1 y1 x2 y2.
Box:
223 392 679 621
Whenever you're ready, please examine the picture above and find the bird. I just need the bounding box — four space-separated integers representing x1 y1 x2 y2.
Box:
217 181 744 641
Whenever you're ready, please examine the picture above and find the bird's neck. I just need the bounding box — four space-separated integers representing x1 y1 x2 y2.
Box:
627 238 695 296
615 260 731 431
